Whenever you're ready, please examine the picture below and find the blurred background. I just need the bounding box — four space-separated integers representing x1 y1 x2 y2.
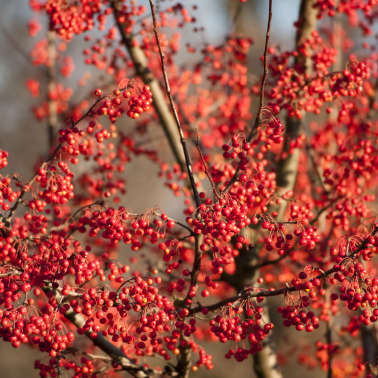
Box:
0 0 343 377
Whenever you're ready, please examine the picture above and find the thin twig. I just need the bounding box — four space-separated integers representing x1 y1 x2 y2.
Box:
305 144 327 194
147 4 202 375
47 30 58 148
195 134 221 200
273 0 318 222
148 0 203 321
326 308 333 378
148 0 200 208
110 0 186 171
309 200 338 225
247 0 273 142
0 25 44 70
223 0 273 193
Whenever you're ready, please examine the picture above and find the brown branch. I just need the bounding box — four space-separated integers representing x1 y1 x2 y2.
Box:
253 346 281 378
323 279 334 378
147 2 204 374
148 0 200 209
110 0 186 172
305 143 328 195
274 0 317 221
221 3 282 377
360 323 378 377
195 136 221 200
223 0 273 194
176 343 192 378
326 315 333 378
253 248 293 270
47 30 58 148
44 286 156 378
231 1 243 33
148 0 202 306
184 234 202 302
309 199 339 226
247 0 273 142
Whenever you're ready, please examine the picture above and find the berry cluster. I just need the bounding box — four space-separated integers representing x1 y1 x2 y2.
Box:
94 83 152 122
0 177 18 212
278 306 320 332
0 150 8 170
314 0 376 35
45 0 104 40
210 306 273 362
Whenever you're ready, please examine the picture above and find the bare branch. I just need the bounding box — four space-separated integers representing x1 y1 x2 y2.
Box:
360 323 378 377
110 0 186 172
247 0 273 142
47 30 58 148
274 0 318 221
148 0 200 209
326 316 333 378
223 0 273 193
44 286 155 378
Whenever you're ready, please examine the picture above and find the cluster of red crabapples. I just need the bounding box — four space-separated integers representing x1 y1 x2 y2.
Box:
94 83 152 122
268 33 370 119
0 287 75 356
75 206 175 250
60 275 177 359
191 197 251 242
0 152 19 212
278 306 320 332
210 306 274 362
314 0 376 33
0 150 8 170
222 135 253 170
35 357 96 378
0 176 18 212
35 161 74 206
44 0 104 40
339 278 378 316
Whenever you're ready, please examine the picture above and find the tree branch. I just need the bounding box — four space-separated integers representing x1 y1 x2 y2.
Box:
147 0 200 209
247 0 273 142
146 2 204 375
110 0 186 172
360 323 378 377
224 0 273 193
44 287 156 378
4 95 105 225
47 30 58 148
220 3 282 377
274 0 317 221
326 317 333 378
190 226 376 316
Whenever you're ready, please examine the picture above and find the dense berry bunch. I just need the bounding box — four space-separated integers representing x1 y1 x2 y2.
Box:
210 306 274 361
94 83 152 122
45 0 104 40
